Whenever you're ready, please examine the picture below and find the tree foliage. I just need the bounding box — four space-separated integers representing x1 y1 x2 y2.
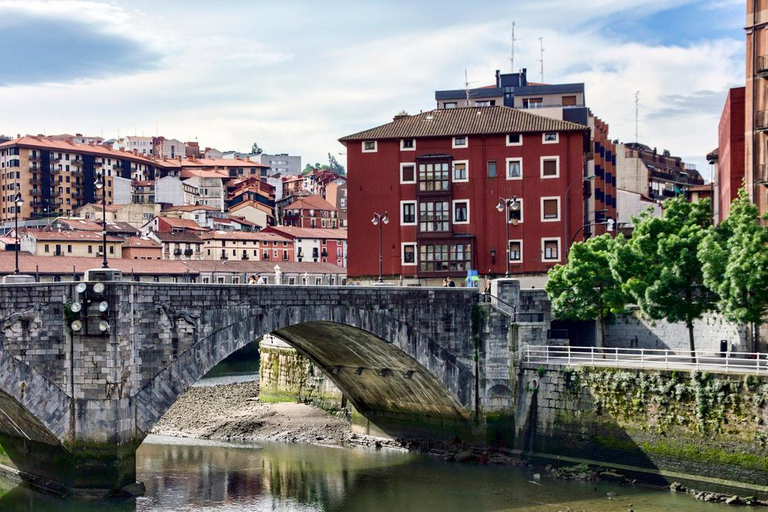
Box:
546 234 628 346
699 187 768 326
611 197 715 354
251 141 263 155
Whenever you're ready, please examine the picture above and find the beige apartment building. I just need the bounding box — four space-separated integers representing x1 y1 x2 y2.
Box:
199 231 294 261
747 0 768 218
20 230 123 258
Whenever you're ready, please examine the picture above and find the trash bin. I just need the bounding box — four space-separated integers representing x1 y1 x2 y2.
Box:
720 339 728 358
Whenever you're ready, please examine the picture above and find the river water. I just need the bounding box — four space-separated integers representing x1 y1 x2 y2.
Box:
0 362 744 511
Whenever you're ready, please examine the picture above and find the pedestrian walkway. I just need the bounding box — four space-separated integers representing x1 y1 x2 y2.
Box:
524 345 768 375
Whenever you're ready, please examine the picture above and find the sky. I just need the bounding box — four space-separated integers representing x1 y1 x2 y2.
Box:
0 0 746 180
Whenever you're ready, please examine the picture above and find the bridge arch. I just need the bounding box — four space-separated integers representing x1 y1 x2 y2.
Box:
136 303 476 440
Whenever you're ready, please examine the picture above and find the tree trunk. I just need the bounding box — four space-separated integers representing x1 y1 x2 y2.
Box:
599 316 607 349
687 320 696 364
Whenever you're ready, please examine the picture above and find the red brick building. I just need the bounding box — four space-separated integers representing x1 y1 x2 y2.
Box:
340 107 590 282
716 86 746 222
281 195 338 229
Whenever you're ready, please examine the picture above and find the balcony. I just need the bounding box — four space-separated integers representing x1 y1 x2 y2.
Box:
184 248 194 256
30 189 42 196
71 158 83 166
29 155 41 162
95 161 104 167
757 110 768 132
174 249 182 256
758 55 768 77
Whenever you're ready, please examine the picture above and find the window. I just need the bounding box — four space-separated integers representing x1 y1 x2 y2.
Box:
419 243 471 273
506 158 523 180
88 245 92 254
452 136 467 148
507 133 522 146
452 160 468 182
452 200 469 224
509 240 522 262
400 139 416 151
418 162 450 192
543 132 559 144
283 250 288 260
400 163 416 184
44 244 49 253
362 140 377 153
444 102 457 108
401 243 417 266
522 97 543 108
508 198 523 223
541 197 560 221
541 156 559 178
401 200 416 225
418 200 450 232
562 95 577 106
542 238 561 262
487 161 497 178
109 246 114 254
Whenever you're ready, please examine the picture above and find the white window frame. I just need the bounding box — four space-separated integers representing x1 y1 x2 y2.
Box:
400 162 416 184
542 132 559 144
506 133 523 147
508 239 523 263
540 155 560 179
400 200 417 226
401 242 417 266
400 139 416 151
540 196 561 222
452 160 469 183
541 237 562 262
507 198 524 223
362 140 377 153
444 102 457 109
452 199 470 225
452 136 468 149
506 157 523 180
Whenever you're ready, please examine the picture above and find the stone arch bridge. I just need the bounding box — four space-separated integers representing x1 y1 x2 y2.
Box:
0 281 516 497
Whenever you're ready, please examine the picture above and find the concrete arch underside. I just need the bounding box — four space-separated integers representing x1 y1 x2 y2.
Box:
136 305 477 441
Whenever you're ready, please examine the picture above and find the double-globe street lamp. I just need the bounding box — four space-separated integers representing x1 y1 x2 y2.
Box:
496 196 520 277
13 192 23 275
94 173 109 269
371 211 389 283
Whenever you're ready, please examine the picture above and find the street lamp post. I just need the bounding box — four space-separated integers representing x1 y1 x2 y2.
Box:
371 211 389 283
496 196 520 277
94 173 108 268
13 193 23 275
564 175 596 262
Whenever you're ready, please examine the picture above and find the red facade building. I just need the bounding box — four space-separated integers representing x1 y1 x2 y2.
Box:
340 107 590 282
716 87 746 222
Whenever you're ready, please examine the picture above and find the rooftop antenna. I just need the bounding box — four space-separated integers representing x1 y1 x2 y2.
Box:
635 91 640 144
510 22 518 73
537 37 544 83
464 69 478 107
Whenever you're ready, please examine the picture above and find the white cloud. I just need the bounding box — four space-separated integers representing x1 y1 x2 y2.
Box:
0 0 746 173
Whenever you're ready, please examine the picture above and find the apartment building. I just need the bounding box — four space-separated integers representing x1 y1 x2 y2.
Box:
122 236 162 260
437 69 617 238
263 225 348 267
746 0 768 218
339 106 589 282
198 231 294 262
712 87 746 224
20 230 123 258
325 181 348 227
0 136 158 224
281 194 338 229
615 143 704 204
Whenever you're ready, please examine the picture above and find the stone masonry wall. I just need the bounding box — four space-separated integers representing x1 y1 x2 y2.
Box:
517 364 768 488
606 310 749 353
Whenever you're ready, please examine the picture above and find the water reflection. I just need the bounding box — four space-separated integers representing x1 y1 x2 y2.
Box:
0 435 744 511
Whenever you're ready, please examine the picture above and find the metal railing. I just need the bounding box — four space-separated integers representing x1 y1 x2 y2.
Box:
524 345 768 374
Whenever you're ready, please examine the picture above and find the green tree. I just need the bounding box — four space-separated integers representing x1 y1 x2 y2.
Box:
327 153 346 176
251 141 263 155
611 197 715 358
699 188 768 348
546 234 627 347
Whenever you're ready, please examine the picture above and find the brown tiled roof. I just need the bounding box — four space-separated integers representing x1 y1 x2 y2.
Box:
157 217 207 231
288 195 336 211
199 230 291 243
0 136 156 165
339 106 588 142
0 251 193 275
23 229 123 243
162 204 219 212
54 217 102 231
104 221 140 235
150 231 204 244
263 226 347 240
123 236 161 248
